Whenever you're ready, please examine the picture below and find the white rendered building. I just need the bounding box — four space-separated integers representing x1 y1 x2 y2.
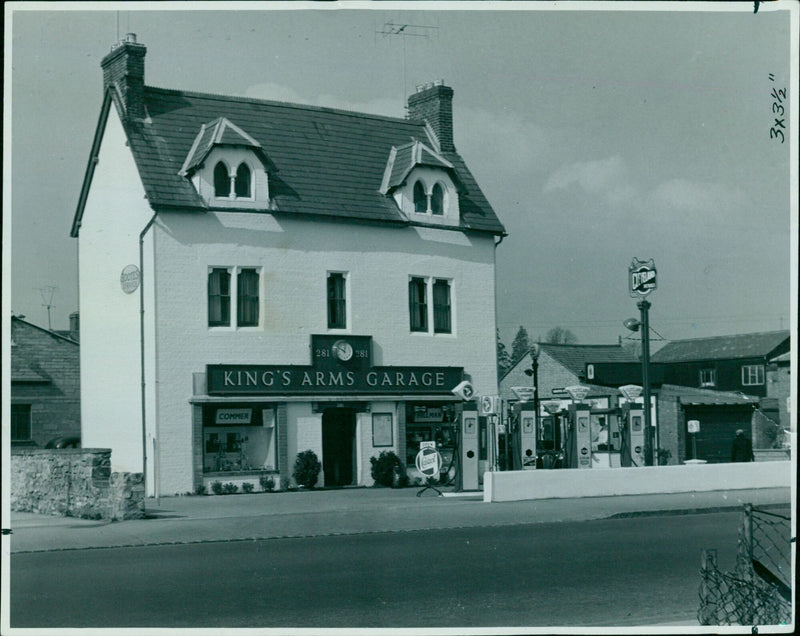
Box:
72 35 506 496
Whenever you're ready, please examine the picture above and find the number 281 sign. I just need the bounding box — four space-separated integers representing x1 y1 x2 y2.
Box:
629 258 657 298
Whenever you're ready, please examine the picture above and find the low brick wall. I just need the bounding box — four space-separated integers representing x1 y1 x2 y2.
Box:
11 448 145 520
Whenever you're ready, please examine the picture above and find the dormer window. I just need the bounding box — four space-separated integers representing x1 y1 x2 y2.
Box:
180 117 272 208
381 140 463 227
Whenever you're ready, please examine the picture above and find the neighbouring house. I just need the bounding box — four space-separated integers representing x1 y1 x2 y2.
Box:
10 315 80 447
70 35 505 497
650 330 790 398
764 351 791 436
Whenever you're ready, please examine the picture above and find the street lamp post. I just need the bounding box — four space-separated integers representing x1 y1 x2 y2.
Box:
524 344 541 464
623 304 654 466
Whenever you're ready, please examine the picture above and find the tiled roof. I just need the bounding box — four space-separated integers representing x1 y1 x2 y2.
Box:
659 384 760 406
651 331 790 363
95 86 504 234
382 140 458 193
539 343 639 377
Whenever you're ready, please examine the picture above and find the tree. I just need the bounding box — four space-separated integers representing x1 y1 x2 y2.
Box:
511 326 532 363
496 329 512 378
545 326 578 345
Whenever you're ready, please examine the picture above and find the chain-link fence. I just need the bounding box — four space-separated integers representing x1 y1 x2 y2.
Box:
698 504 793 627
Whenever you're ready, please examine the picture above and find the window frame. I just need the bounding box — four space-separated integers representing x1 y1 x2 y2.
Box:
214 161 231 198
237 267 260 327
741 364 765 386
699 368 716 388
408 277 429 332
234 162 253 199
208 266 261 330
432 278 452 334
327 271 348 330
430 182 445 216
11 404 32 442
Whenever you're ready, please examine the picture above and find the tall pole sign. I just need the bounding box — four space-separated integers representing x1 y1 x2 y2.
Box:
629 258 657 466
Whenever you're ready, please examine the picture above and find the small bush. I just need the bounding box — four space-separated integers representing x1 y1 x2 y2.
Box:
657 448 672 466
222 482 239 495
242 482 254 494
293 450 321 489
195 484 207 496
259 474 276 492
211 480 223 495
370 450 408 488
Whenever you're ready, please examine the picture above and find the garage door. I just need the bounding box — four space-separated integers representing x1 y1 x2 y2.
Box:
684 406 753 463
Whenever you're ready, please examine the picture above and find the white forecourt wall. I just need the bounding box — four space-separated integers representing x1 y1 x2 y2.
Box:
483 461 794 502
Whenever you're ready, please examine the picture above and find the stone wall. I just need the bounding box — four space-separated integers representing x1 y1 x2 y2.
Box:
11 448 144 520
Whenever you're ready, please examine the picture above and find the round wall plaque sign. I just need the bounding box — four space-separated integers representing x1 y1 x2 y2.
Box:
120 264 141 294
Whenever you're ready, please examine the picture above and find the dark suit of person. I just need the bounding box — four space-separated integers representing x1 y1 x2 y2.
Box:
731 433 754 462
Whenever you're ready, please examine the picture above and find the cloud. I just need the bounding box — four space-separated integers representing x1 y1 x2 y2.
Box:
650 178 748 213
456 108 551 177
544 155 638 205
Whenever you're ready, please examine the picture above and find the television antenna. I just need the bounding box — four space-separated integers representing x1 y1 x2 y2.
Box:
377 22 439 112
38 285 57 331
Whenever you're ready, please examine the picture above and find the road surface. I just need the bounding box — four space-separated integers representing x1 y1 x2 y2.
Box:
11 510 754 628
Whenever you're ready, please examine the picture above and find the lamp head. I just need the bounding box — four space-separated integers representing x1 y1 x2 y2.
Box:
623 318 641 332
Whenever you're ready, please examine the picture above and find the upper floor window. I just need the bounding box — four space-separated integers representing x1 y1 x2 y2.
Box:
327 273 347 329
208 267 260 329
235 163 252 198
237 268 260 327
408 277 428 332
412 179 448 217
742 364 765 386
409 276 454 335
208 268 231 326
433 279 451 333
431 183 445 216
699 368 716 387
413 181 427 213
213 161 253 200
11 404 32 442
214 162 230 198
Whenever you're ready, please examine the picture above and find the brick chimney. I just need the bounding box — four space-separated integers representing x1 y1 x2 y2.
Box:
101 33 146 120
407 81 455 152
69 312 80 342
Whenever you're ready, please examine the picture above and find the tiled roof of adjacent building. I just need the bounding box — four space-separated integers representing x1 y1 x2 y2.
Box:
538 343 639 378
658 384 760 406
75 85 504 235
651 331 790 363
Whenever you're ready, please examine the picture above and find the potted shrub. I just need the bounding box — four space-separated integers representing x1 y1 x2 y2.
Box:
293 450 321 489
370 450 408 488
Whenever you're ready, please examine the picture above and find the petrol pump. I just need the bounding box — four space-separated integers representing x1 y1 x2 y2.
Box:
620 402 646 467
619 385 646 467
512 401 538 469
567 401 593 469
460 400 480 490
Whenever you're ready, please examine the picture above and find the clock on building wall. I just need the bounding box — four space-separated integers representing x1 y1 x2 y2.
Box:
332 340 353 362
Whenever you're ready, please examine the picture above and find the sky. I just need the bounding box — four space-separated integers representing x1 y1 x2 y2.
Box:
5 2 798 349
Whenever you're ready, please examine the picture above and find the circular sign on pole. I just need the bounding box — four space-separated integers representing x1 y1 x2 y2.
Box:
629 258 657 298
120 264 141 294
415 446 442 479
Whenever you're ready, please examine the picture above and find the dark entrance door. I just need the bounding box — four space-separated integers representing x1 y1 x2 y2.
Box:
322 408 356 486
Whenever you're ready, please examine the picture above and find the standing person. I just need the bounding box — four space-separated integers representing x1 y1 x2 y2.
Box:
731 429 755 462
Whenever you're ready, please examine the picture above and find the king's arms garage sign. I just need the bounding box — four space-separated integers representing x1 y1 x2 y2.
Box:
207 365 464 396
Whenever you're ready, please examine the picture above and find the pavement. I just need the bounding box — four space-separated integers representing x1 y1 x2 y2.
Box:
7 484 792 554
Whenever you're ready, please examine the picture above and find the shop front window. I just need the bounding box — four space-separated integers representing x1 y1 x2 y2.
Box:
405 402 457 476
203 405 277 473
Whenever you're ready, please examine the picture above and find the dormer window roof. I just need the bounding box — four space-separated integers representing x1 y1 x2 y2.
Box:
179 117 273 177
380 139 465 195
